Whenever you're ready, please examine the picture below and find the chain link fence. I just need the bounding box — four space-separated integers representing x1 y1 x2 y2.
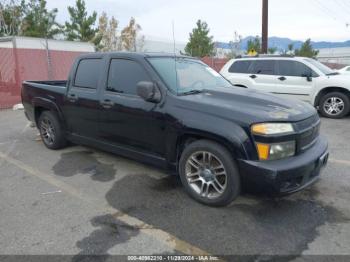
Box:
201 57 229 72
0 37 93 109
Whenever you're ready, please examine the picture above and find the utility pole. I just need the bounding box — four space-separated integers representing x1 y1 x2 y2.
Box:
262 0 268 54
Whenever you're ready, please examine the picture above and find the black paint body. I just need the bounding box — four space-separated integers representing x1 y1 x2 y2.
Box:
21 52 328 193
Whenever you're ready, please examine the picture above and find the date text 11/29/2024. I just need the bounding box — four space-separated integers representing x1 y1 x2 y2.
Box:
127 255 220 261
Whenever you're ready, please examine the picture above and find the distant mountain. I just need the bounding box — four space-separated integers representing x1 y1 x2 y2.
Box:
238 36 350 51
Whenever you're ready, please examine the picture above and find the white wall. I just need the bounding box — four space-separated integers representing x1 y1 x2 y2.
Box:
317 47 350 65
0 36 95 52
142 35 185 54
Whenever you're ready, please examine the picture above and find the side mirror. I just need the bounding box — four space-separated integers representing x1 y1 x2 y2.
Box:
302 73 313 82
136 81 161 103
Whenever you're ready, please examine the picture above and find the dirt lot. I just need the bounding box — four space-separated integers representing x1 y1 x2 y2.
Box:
1 109 350 261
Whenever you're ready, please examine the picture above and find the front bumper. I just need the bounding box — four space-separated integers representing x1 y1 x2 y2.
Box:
238 136 328 194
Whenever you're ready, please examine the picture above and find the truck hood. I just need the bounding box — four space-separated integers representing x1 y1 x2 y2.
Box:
177 87 317 124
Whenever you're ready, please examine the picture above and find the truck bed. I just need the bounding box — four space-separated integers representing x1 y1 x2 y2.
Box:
22 80 67 96
22 80 68 121
24 80 67 87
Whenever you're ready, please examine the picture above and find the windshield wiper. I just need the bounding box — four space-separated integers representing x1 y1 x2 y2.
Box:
180 90 204 96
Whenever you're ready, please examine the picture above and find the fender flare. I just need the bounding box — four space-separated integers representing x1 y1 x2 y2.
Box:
32 97 66 128
166 114 255 164
313 86 350 106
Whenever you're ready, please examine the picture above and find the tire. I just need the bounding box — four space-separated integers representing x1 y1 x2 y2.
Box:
319 92 350 119
38 111 67 150
179 139 241 207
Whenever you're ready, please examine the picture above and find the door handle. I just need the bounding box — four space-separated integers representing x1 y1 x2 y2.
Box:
101 99 114 108
67 93 78 102
249 74 257 79
278 76 287 81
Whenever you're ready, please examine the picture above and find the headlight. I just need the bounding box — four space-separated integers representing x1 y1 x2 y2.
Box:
256 141 296 160
251 123 294 135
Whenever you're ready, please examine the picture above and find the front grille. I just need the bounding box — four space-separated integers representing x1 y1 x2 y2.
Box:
298 123 320 151
295 114 319 131
295 114 320 153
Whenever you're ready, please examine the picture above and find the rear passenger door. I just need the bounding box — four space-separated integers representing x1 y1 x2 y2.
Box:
99 58 166 156
63 57 102 138
274 60 316 102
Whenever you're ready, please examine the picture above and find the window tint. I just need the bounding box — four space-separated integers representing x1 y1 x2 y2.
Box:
107 59 150 95
74 59 102 89
148 57 231 93
278 61 317 77
250 60 276 75
228 60 252 73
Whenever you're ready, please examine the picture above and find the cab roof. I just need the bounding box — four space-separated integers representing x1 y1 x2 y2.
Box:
79 51 194 60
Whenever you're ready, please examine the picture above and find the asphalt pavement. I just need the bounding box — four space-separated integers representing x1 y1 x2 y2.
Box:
0 109 350 261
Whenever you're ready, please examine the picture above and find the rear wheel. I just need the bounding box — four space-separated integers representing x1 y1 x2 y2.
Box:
38 111 67 149
179 140 240 206
319 92 350 119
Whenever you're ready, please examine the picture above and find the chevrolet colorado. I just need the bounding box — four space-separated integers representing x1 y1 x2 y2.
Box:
22 52 329 206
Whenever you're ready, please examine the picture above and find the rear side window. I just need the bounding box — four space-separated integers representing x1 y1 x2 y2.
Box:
74 59 102 89
228 60 252 73
107 59 150 95
250 60 276 75
278 61 317 77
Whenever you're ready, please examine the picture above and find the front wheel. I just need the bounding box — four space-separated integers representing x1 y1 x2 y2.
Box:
179 140 241 206
319 92 350 119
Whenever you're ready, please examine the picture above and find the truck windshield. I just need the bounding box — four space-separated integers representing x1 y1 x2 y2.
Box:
147 57 232 95
303 58 335 75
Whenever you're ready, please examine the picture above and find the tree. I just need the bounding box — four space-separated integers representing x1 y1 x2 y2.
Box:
65 0 98 43
119 17 142 51
185 20 214 57
246 36 261 54
136 34 145 52
288 43 294 53
95 12 119 51
21 0 61 38
225 31 242 59
295 39 319 58
268 47 277 54
0 0 25 37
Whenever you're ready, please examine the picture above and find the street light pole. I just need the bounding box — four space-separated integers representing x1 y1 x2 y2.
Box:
262 0 268 54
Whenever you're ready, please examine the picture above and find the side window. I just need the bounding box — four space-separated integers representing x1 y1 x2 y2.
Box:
346 67 350 72
250 60 276 75
278 61 317 77
228 60 252 73
74 59 102 89
107 59 150 95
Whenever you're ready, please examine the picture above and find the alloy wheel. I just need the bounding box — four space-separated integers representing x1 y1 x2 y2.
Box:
185 151 227 199
323 97 345 116
40 117 55 145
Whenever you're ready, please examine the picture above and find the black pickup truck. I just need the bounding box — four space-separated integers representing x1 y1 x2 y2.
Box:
22 52 329 206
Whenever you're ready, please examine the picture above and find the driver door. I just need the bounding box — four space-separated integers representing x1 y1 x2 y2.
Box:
99 58 167 156
273 60 315 102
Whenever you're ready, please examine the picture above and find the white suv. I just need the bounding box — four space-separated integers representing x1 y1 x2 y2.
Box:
220 56 350 119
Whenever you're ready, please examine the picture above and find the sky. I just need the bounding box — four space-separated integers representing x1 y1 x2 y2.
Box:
46 0 350 43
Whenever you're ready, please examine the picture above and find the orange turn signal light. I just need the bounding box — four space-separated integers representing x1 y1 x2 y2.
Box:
256 143 270 160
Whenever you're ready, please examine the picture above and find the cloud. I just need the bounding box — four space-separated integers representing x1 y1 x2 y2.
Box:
47 0 350 42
